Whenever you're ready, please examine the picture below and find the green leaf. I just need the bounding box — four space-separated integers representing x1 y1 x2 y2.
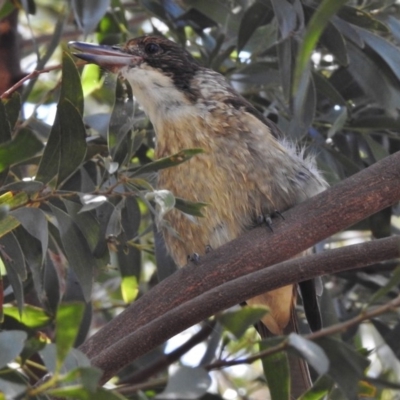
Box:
3 305 51 328
57 99 87 185
63 199 101 254
320 22 348 66
348 116 400 130
0 241 24 313
105 202 123 237
288 333 329 376
33 115 61 184
219 306 268 339
0 370 28 399
327 107 348 138
0 215 20 239
120 196 141 239
233 62 280 86
362 134 389 162
131 128 146 156
0 191 28 210
0 231 26 280
346 40 400 113
331 15 364 47
299 375 334 400
271 0 297 39
155 366 211 399
1 180 44 194
40 343 90 374
277 37 293 102
260 337 290 400
55 302 85 371
184 0 240 31
60 52 84 115
60 366 102 392
325 147 361 176
355 27 400 82
337 6 389 33
293 0 348 93
237 1 273 51
4 92 21 130
0 99 12 144
0 1 16 19
49 205 95 301
108 82 134 166
312 72 347 106
288 72 316 139
175 198 208 217
36 60 86 185
367 267 400 306
0 330 27 369
120 275 138 303
71 0 110 37
315 337 369 398
0 129 43 173
20 333 47 363
130 148 204 176
11 208 49 265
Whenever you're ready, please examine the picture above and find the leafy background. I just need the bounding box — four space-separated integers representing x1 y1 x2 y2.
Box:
1 0 400 399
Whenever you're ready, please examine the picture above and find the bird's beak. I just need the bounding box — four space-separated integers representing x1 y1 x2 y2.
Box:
68 41 142 72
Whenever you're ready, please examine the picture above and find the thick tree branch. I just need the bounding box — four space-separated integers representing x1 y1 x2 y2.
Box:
114 291 400 396
79 151 400 381
93 236 400 382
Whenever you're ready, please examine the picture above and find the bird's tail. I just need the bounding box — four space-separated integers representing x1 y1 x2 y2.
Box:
255 303 312 399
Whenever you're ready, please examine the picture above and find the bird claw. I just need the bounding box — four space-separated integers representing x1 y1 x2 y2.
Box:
187 252 200 264
256 210 284 232
273 210 285 220
187 246 212 264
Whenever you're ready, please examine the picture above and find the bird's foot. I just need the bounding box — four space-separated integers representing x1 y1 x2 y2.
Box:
256 210 284 232
187 245 212 264
187 252 200 264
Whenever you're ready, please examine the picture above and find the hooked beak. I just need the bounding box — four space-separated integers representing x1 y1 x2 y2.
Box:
68 41 142 72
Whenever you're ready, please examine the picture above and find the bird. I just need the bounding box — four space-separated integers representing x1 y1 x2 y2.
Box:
69 36 328 397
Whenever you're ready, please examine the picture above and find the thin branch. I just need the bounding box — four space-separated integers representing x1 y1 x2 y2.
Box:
120 320 216 385
0 61 86 99
1 64 61 99
206 293 400 370
79 150 400 383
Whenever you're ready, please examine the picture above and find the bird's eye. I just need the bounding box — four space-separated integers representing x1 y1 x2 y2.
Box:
145 43 160 54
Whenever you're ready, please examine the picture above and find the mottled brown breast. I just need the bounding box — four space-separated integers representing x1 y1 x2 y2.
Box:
156 113 256 267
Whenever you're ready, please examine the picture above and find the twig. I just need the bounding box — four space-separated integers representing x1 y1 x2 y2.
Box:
0 60 87 99
120 320 216 385
206 294 400 370
1 65 61 99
